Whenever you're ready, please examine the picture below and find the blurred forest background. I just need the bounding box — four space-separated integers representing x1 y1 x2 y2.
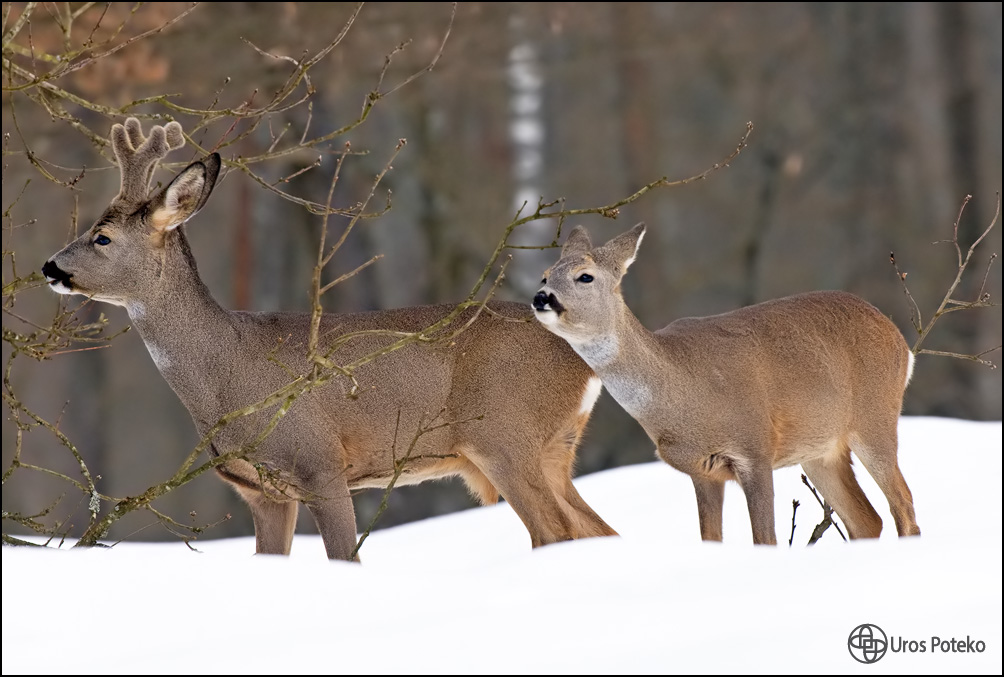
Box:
3 2 1001 543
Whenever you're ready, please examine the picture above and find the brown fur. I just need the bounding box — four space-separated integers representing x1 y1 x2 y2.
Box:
42 119 618 560
534 223 921 545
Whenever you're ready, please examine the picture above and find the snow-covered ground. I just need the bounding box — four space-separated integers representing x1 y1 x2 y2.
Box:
2 416 1001 674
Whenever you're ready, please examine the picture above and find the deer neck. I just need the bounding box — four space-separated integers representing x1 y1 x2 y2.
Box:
124 231 234 403
567 304 669 422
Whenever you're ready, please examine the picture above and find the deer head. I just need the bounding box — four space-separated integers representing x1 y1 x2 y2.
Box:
42 118 220 309
532 223 646 346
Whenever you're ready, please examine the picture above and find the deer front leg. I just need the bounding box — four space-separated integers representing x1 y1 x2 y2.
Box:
734 461 778 545
249 494 298 555
233 486 298 555
302 471 359 562
691 476 725 542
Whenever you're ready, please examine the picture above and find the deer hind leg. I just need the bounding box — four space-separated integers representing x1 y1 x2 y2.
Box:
559 482 619 537
540 427 618 538
849 427 921 537
238 488 298 555
691 476 725 541
801 446 883 539
465 442 579 548
456 458 500 506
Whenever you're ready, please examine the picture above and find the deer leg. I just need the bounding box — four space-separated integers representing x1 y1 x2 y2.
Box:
457 459 500 506
734 461 778 545
850 428 920 537
691 476 725 542
801 450 883 539
498 475 577 548
467 446 579 548
244 493 298 555
305 493 358 561
539 430 618 538
559 482 619 538
299 469 359 562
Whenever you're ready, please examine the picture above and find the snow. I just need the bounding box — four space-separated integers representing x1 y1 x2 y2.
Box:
3 417 1001 674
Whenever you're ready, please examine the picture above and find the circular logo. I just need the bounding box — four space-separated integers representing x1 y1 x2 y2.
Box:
848 623 889 664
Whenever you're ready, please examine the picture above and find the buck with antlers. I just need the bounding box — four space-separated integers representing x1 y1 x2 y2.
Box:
42 118 617 560
533 224 921 545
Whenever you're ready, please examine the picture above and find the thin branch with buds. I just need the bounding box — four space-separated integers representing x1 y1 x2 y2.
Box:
350 408 476 559
788 499 799 547
800 474 847 544
890 192 1001 368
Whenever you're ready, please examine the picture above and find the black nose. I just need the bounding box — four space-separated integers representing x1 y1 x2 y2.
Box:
532 291 550 311
533 291 564 313
42 260 71 286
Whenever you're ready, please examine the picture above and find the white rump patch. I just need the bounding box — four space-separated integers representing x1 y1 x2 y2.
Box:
579 377 603 415
905 351 915 389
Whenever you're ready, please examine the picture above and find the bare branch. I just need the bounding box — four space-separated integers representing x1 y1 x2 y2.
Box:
319 255 384 295
1 1 38 51
889 251 923 334
917 346 1000 370
800 473 847 543
381 2 456 98
788 499 799 547
351 407 476 559
892 192 1001 368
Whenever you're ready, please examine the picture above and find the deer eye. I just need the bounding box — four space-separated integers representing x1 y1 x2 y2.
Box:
94 234 111 246
576 273 594 283
540 277 547 285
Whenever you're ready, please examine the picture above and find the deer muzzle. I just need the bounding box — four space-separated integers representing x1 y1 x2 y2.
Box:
532 290 564 314
42 259 74 292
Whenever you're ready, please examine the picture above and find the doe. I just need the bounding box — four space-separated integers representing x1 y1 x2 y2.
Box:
533 223 920 544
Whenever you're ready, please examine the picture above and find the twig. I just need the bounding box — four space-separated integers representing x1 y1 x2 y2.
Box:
350 408 476 559
891 192 1001 368
800 474 847 544
788 499 799 547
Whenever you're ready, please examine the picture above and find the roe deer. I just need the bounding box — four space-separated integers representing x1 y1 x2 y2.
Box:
42 118 617 560
532 223 921 545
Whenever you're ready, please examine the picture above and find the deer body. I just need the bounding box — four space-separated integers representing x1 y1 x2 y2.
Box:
42 119 617 560
533 224 921 545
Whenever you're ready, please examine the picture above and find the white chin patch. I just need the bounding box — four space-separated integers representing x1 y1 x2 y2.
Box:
534 308 559 326
47 281 75 295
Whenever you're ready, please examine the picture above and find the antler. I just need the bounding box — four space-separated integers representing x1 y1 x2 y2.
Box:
111 117 186 203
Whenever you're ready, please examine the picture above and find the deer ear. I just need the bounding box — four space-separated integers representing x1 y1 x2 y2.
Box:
561 225 593 257
148 154 221 233
595 222 646 274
